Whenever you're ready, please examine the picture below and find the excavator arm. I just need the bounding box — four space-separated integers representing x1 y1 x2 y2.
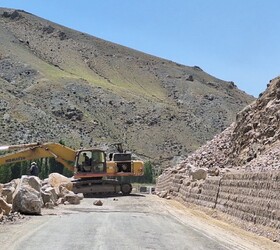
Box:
0 143 77 172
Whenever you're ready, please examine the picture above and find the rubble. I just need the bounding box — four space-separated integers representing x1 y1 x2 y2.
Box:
0 212 25 225
156 76 280 242
0 172 83 220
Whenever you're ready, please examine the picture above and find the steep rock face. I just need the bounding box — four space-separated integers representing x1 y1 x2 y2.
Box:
0 8 254 167
156 77 280 241
166 76 280 175
229 77 280 169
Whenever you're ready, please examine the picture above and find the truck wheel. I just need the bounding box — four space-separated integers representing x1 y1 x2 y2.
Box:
121 183 132 195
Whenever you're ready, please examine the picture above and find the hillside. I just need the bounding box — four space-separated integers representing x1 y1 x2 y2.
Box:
156 77 280 241
0 8 254 166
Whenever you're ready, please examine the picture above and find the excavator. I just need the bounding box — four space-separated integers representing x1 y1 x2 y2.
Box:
0 142 144 195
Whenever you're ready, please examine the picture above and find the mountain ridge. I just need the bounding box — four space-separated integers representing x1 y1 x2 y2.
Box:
0 8 254 167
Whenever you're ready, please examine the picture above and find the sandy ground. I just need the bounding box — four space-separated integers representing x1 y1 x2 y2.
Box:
0 194 279 250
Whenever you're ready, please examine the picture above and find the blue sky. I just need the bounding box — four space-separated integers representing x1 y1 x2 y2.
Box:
1 0 280 97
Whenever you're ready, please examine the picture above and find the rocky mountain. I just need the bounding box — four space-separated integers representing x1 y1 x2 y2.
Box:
0 8 254 166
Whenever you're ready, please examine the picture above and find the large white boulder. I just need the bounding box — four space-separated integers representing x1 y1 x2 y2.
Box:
48 173 73 191
12 176 43 215
13 185 42 215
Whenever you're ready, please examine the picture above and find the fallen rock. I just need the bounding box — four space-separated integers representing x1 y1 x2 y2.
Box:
56 197 66 205
48 173 73 191
93 200 103 206
2 186 15 204
21 175 41 192
12 176 43 215
0 197 12 215
44 202 55 209
59 186 70 198
76 193 84 200
41 191 51 204
65 192 80 205
44 187 58 202
159 191 168 198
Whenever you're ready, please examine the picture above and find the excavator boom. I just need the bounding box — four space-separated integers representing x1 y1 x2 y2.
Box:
0 142 41 151
0 143 76 172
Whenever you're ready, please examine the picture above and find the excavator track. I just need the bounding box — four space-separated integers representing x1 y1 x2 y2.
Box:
72 179 132 196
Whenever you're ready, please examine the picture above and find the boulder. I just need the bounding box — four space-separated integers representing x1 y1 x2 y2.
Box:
45 187 58 201
59 186 70 198
2 186 15 204
41 191 52 204
0 197 12 215
12 176 43 215
42 178 49 186
13 185 42 215
76 193 84 200
48 173 73 191
65 192 80 205
21 175 41 192
44 202 55 209
56 197 66 205
93 200 103 206
190 169 207 181
159 191 168 198
40 182 60 207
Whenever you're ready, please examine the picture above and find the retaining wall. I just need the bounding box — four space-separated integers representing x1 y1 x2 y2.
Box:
156 171 280 230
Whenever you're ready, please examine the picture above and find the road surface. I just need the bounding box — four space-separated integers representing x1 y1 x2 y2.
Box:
0 194 278 250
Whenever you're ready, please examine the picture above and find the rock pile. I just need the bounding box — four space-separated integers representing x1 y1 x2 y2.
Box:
0 172 83 219
156 76 280 241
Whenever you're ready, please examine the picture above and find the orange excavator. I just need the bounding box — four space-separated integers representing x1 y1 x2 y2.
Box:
0 142 144 195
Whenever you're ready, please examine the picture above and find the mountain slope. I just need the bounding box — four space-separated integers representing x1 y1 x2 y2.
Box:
0 8 254 166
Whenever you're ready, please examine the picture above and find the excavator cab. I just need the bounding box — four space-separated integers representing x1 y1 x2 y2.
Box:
76 149 106 174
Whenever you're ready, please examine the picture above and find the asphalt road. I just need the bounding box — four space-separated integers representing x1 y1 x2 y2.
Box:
0 194 278 250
